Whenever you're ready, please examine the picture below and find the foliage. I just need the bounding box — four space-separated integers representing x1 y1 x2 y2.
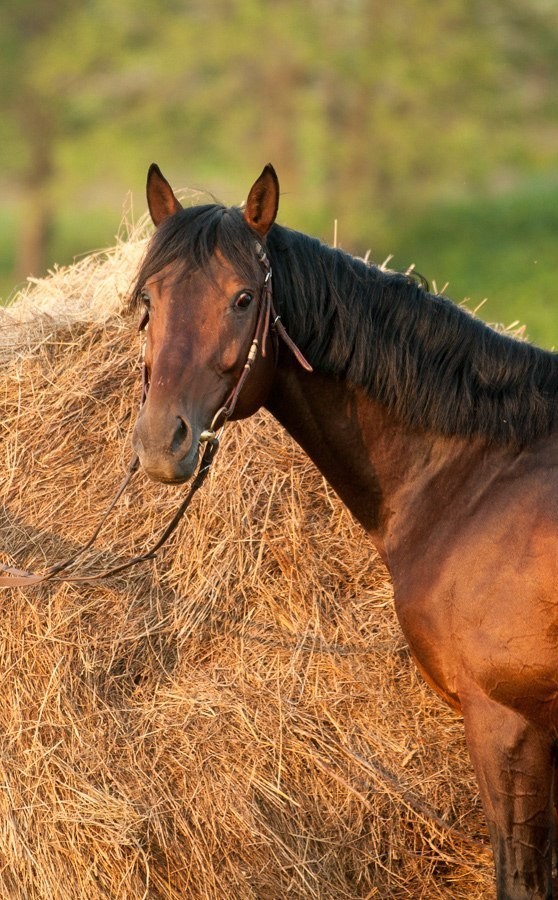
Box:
0 0 557 335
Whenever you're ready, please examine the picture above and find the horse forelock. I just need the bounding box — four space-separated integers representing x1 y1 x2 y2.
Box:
129 204 263 310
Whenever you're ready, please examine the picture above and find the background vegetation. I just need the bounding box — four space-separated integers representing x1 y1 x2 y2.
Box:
1 0 558 345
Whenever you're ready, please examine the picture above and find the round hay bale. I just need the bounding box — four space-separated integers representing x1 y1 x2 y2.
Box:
0 222 494 898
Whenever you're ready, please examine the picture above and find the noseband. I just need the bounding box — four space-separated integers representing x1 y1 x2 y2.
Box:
0 239 311 587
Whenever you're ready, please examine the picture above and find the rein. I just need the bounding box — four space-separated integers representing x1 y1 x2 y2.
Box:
0 241 311 589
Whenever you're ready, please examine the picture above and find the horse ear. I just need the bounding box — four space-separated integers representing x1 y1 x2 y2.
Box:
243 164 279 238
146 163 183 226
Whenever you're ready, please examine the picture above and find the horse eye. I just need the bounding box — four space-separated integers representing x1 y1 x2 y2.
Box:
138 310 149 332
234 290 254 310
140 289 151 308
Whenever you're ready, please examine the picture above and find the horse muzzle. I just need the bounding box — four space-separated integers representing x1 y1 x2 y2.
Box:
131 408 201 484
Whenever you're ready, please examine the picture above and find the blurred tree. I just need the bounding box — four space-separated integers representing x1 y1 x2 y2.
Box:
0 0 75 278
0 0 557 277
0 0 178 277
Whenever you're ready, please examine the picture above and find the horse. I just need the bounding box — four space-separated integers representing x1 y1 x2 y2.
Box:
130 162 558 899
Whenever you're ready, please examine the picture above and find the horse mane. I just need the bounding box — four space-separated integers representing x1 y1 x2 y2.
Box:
268 226 558 447
131 203 558 447
130 203 263 305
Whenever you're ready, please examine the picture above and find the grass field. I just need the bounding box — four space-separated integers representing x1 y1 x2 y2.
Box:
384 177 558 349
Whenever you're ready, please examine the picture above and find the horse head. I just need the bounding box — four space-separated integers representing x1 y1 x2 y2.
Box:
131 164 280 483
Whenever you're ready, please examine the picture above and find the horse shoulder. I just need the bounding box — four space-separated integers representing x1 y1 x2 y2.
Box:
387 434 558 719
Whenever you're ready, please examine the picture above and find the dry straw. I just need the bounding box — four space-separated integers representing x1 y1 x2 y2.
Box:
0 214 495 898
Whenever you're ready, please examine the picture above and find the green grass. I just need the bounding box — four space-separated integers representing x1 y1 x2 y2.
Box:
0 210 19 303
379 179 558 349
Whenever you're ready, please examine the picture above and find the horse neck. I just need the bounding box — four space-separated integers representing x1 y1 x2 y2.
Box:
268 227 558 450
265 357 499 565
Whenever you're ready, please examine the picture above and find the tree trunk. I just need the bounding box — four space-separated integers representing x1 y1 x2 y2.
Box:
15 97 54 281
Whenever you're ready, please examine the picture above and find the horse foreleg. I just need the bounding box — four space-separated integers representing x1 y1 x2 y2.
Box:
460 683 554 899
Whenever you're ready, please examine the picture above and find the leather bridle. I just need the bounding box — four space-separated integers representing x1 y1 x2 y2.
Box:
200 241 311 438
0 240 311 588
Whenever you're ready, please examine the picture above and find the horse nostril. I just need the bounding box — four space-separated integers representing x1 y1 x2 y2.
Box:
171 416 191 454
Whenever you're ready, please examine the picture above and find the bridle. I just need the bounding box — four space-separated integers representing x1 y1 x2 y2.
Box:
196 241 311 440
0 239 311 588
198 241 277 442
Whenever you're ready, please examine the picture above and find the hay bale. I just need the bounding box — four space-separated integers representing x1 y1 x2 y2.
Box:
0 222 494 898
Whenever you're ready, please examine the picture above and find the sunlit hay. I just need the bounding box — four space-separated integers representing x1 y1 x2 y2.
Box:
0 219 495 898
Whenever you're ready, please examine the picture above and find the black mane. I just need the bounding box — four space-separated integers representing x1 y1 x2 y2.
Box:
132 204 558 447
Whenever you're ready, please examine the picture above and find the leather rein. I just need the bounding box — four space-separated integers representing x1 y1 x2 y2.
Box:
0 241 311 588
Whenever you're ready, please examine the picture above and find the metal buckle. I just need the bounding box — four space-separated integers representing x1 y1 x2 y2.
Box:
199 405 229 444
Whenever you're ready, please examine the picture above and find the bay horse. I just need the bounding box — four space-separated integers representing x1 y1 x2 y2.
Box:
131 163 558 899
